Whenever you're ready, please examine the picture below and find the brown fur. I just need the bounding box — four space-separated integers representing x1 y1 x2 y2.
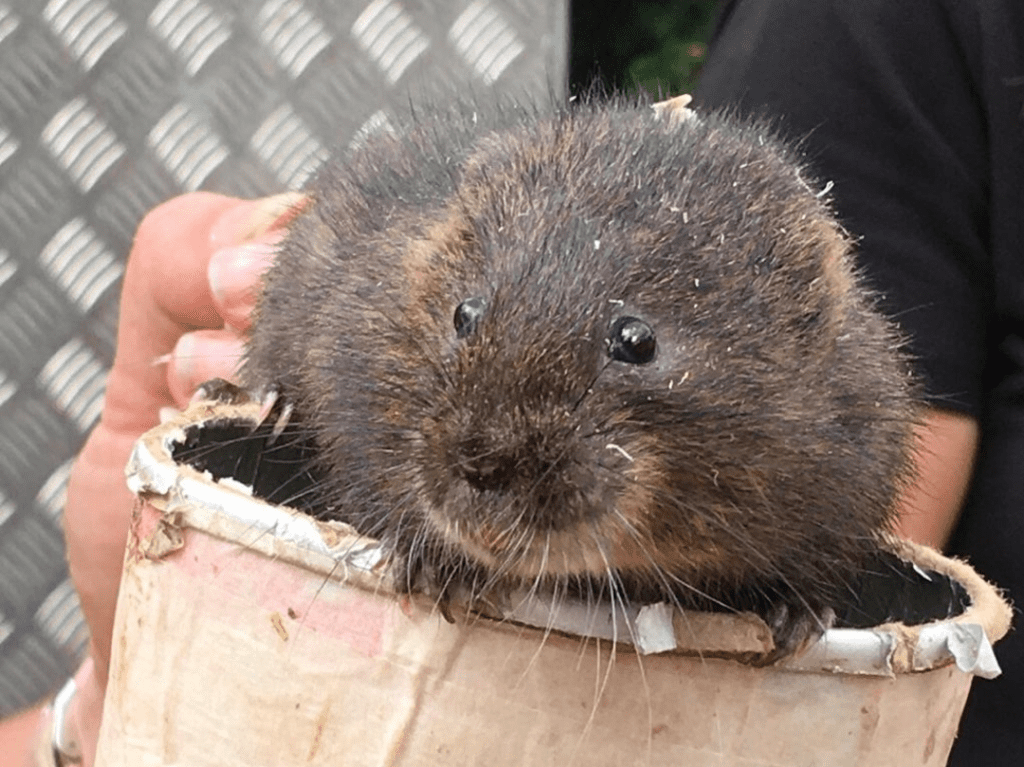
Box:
244 96 919 660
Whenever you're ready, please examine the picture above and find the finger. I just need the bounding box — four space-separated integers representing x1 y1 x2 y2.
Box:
103 192 304 434
209 190 306 250
167 328 246 406
208 192 306 330
102 193 244 436
208 231 283 331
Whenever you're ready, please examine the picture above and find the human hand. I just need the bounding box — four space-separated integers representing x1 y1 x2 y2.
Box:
55 191 301 766
896 407 980 551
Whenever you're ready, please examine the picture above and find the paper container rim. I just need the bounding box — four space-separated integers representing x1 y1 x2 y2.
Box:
126 400 1012 679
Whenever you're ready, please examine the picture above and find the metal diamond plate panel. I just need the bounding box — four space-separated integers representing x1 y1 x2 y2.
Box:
41 97 128 194
450 0 525 84
352 0 430 83
0 0 567 716
43 0 129 72
260 0 333 79
149 0 232 76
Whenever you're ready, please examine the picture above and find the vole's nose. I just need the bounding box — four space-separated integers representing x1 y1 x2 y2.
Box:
452 430 592 533
456 438 517 492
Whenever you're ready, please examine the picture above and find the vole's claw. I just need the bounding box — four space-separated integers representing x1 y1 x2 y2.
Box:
256 385 280 423
191 379 294 445
750 601 835 667
193 377 253 405
269 399 294 445
247 384 294 444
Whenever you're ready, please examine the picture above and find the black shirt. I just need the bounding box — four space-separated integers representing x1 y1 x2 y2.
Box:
694 1 1024 764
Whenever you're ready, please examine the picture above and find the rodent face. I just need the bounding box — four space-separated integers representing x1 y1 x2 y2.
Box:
406 216 724 583
246 100 917 607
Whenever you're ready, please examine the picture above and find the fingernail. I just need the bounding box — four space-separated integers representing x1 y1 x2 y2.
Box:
169 333 198 400
175 331 245 373
208 232 282 313
209 191 307 249
169 331 246 405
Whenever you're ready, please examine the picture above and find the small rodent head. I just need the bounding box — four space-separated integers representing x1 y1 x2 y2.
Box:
247 98 917 607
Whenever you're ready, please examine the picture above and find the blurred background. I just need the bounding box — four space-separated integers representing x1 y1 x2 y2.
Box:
571 0 716 97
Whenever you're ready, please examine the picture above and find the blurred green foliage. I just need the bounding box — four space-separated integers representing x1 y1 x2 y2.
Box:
570 0 719 97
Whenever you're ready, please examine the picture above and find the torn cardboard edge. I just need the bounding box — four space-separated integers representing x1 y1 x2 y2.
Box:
126 400 1012 679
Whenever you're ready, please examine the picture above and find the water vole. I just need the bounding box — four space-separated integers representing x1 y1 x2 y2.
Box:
242 95 919 661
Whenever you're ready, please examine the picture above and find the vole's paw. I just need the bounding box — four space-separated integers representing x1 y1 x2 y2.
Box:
191 379 295 446
193 377 254 405
751 601 835 667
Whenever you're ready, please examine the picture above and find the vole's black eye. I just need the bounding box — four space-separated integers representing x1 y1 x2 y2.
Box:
454 297 487 338
607 316 656 364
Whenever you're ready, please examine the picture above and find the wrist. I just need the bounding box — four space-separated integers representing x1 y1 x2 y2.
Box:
34 658 103 767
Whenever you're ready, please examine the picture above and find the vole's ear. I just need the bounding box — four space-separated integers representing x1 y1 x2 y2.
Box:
651 94 696 128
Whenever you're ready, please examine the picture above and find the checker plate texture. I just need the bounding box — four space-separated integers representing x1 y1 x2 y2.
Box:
0 0 566 716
